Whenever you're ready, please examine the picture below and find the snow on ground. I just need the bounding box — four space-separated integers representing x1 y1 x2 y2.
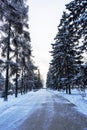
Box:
0 89 54 130
0 88 87 130
52 88 87 116
0 90 42 130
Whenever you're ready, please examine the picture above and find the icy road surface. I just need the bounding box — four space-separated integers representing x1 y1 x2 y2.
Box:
0 89 87 130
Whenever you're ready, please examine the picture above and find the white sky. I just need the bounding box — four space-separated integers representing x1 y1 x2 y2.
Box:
28 0 71 83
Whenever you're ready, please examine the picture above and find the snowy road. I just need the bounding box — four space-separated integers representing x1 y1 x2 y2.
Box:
0 89 87 130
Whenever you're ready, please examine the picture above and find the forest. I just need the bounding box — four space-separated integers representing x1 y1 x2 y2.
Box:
46 0 87 95
0 0 87 130
0 0 87 100
0 0 43 101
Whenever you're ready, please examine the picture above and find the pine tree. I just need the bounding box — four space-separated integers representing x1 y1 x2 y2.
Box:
47 9 84 94
0 0 30 100
46 65 56 89
66 0 87 90
34 68 43 90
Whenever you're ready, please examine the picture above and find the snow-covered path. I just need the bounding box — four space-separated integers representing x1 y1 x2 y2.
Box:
0 89 87 130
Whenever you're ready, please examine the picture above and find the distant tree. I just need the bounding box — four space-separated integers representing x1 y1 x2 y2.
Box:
46 65 56 89
34 69 43 90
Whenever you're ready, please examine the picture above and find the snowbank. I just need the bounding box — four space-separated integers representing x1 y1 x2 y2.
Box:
57 89 87 116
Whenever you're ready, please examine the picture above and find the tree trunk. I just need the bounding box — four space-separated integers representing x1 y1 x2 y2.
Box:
15 46 18 97
68 84 71 94
21 68 24 95
66 85 68 94
4 22 11 101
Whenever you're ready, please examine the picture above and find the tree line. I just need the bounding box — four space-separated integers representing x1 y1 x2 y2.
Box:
46 0 87 94
0 0 43 101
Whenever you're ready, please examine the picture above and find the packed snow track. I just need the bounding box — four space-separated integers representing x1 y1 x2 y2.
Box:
0 89 87 130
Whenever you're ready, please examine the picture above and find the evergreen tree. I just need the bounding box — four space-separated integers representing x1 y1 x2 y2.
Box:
34 68 43 90
46 65 56 89
47 9 83 94
0 0 32 100
66 0 87 90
